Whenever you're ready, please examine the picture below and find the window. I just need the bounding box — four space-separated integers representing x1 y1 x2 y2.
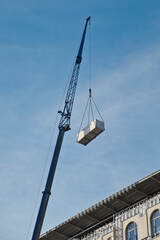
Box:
151 209 160 237
126 222 138 240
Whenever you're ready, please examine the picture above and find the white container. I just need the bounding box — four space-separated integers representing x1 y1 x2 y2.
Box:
77 119 105 146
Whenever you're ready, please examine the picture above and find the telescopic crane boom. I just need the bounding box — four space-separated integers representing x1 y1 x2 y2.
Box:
31 17 91 240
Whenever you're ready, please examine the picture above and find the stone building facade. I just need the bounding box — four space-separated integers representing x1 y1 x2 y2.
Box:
40 170 160 240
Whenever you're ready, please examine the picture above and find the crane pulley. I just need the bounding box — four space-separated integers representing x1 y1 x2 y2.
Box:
31 17 91 240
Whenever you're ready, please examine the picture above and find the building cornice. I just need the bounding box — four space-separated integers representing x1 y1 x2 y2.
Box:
40 170 160 240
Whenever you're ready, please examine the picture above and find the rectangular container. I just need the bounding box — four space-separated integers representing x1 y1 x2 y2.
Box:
77 119 105 146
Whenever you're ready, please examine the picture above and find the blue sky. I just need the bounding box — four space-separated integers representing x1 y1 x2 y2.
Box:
1 1 160 239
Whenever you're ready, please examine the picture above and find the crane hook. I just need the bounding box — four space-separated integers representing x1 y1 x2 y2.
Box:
89 88 92 98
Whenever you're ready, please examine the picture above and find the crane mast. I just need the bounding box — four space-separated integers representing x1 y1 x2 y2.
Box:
58 17 90 130
31 17 91 240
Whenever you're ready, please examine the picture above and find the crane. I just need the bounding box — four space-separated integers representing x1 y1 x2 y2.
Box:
31 17 91 240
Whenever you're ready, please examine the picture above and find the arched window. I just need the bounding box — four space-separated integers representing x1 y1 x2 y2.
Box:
126 222 138 240
151 209 160 236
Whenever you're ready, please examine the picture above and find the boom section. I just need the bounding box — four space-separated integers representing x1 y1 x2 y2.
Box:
58 17 90 130
31 17 90 240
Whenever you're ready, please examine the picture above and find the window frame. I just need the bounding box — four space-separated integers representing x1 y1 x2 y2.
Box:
126 222 138 240
151 209 160 237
